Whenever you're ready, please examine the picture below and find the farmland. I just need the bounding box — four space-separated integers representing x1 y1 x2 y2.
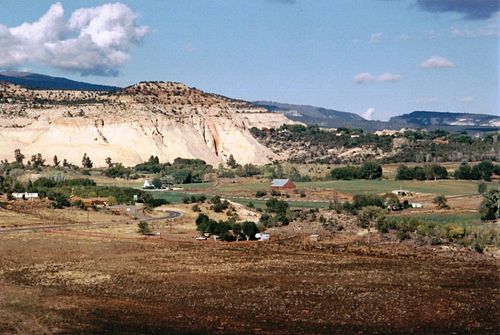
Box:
0 221 498 334
0 160 499 334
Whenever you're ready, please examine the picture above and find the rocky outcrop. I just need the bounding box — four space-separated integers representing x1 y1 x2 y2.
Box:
0 82 294 167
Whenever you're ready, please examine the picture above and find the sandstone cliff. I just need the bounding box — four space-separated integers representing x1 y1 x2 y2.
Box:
0 82 293 167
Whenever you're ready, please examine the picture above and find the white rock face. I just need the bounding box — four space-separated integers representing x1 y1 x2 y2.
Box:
0 82 294 167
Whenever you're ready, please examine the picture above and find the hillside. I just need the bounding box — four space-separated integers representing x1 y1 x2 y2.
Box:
0 82 293 167
0 71 119 91
389 111 500 128
256 101 499 132
253 101 385 129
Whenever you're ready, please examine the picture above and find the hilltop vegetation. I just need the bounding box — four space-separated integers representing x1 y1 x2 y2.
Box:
251 125 500 164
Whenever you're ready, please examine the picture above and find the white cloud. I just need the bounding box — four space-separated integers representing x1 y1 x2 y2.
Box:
0 2 148 76
352 38 361 44
420 55 455 68
461 96 474 102
353 72 374 84
377 73 401 82
362 107 376 120
354 72 401 84
369 32 383 44
450 25 500 38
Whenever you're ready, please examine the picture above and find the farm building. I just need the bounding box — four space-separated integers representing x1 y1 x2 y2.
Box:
12 192 38 199
271 179 296 190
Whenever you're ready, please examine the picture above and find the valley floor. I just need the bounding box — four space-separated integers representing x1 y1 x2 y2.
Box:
0 217 498 334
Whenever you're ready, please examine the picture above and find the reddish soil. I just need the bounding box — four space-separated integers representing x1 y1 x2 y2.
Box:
0 232 498 335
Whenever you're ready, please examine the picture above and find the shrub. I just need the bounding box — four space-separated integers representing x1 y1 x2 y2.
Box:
255 190 267 197
137 221 151 234
433 195 449 209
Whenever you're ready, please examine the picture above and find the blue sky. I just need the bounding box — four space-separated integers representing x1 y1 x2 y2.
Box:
0 0 498 120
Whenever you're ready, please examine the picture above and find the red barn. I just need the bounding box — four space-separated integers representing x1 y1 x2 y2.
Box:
271 179 296 190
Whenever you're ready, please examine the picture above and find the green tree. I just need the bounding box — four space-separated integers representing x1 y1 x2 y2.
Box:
454 162 471 180
105 157 113 167
395 165 413 180
30 153 45 169
227 154 238 168
14 149 25 164
232 223 243 241
53 155 60 167
82 153 93 168
478 182 488 194
357 206 386 242
358 161 382 179
479 190 499 221
242 221 259 240
433 195 449 209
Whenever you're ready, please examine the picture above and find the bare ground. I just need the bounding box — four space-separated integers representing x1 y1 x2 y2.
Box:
0 226 498 335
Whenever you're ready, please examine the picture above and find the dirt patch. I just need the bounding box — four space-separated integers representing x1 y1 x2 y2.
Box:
0 230 498 334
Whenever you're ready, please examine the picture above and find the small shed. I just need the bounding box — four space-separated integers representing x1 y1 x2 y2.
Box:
271 179 296 190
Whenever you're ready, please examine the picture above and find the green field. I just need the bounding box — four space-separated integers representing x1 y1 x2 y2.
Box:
215 179 496 196
175 182 215 190
297 180 498 196
151 191 330 209
216 182 268 192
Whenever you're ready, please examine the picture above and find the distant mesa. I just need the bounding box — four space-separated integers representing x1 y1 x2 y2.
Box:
0 71 119 91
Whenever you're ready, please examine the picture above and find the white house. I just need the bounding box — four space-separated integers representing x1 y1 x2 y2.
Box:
12 192 39 199
143 180 154 189
411 203 423 208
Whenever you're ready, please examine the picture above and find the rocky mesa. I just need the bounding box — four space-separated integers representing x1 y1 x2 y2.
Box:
0 81 294 167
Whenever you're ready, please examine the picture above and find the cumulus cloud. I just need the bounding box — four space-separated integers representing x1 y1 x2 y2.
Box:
354 72 401 84
378 73 401 82
420 55 455 68
369 32 383 43
416 0 500 20
362 107 376 120
353 72 375 84
0 2 148 76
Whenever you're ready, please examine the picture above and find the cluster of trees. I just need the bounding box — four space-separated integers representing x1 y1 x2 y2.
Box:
453 161 499 181
259 197 290 227
251 125 393 164
195 213 259 241
395 164 448 180
209 195 231 213
329 161 383 180
135 156 213 184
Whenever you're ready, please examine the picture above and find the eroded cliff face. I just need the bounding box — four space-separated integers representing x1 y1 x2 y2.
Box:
0 82 294 167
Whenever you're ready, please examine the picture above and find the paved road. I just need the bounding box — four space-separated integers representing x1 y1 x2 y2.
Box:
0 210 183 234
